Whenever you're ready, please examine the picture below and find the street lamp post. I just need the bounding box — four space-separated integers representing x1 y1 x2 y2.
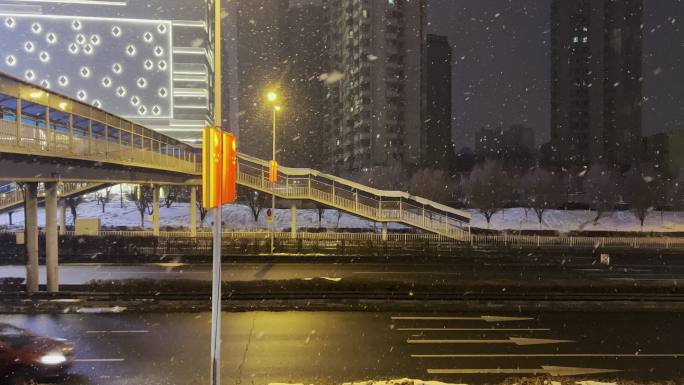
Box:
266 91 280 255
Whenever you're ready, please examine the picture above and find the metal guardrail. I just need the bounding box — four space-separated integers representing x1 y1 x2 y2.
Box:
3 229 682 251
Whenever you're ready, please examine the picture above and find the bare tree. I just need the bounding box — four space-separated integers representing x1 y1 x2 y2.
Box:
519 168 566 228
317 207 325 228
238 187 269 224
408 169 450 204
163 186 183 208
624 168 658 231
583 165 620 224
95 186 113 213
64 196 85 226
465 160 513 228
126 185 153 228
196 195 209 228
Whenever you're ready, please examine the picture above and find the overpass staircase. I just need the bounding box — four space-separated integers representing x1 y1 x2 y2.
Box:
237 154 471 240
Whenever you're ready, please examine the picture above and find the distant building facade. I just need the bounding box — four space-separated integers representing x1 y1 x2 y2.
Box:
0 1 214 145
550 0 643 169
323 0 426 175
423 34 455 171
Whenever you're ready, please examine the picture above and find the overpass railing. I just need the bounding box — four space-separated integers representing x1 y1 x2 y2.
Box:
236 154 471 240
0 182 102 211
0 73 200 175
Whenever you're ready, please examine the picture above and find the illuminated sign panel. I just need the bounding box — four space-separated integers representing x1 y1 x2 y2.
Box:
0 13 173 119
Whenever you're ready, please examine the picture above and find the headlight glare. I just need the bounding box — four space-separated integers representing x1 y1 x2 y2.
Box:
40 353 67 365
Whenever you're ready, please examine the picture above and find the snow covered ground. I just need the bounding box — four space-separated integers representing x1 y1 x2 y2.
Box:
0 192 395 231
467 208 684 233
1 190 684 233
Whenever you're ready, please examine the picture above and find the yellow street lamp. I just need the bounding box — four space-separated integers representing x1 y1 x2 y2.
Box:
265 90 281 254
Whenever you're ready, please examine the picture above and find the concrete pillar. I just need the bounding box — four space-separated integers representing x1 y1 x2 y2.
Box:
290 205 297 239
58 202 66 235
381 222 388 241
152 185 160 236
190 186 197 237
8 211 12 226
45 182 59 293
24 183 39 293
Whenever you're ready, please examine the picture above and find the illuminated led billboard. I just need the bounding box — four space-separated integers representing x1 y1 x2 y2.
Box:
0 13 173 119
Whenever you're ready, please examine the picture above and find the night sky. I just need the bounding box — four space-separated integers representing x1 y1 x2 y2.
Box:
38 0 684 151
428 0 684 150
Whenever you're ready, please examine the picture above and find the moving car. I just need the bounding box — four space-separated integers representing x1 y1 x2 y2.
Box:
0 323 75 384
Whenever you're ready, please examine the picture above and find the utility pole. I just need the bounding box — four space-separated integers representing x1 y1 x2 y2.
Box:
210 1 222 384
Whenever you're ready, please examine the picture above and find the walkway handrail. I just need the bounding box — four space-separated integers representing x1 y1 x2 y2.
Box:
236 155 471 241
237 153 471 223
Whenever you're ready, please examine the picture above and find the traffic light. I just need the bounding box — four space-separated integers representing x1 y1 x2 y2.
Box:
269 160 278 183
202 127 237 209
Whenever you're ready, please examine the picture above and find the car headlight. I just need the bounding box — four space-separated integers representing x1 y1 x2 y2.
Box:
40 353 67 365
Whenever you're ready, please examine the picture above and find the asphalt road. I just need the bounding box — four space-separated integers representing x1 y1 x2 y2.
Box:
2 258 684 285
4 310 684 385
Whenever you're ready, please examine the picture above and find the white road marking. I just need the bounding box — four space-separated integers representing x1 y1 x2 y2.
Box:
392 315 533 322
86 330 149 334
354 271 462 275
428 366 621 376
397 328 550 331
413 353 684 358
74 358 125 362
407 337 572 346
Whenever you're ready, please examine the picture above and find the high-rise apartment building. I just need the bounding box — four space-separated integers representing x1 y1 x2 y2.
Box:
423 34 454 171
550 0 643 169
323 0 426 175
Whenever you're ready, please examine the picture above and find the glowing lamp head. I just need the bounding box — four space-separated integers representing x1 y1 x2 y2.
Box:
266 91 278 103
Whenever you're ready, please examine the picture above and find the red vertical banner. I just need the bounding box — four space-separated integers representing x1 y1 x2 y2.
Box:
269 160 278 183
202 127 220 208
222 132 237 204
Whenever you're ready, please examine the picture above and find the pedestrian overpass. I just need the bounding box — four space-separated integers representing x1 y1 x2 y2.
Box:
0 71 470 290
0 71 470 234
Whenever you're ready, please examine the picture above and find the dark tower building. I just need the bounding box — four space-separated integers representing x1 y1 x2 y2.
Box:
550 0 643 170
423 34 455 171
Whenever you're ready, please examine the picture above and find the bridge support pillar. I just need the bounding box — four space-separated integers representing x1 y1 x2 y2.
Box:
190 186 197 237
152 185 160 236
290 205 297 239
381 222 388 241
58 202 66 235
45 182 59 293
24 183 39 293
